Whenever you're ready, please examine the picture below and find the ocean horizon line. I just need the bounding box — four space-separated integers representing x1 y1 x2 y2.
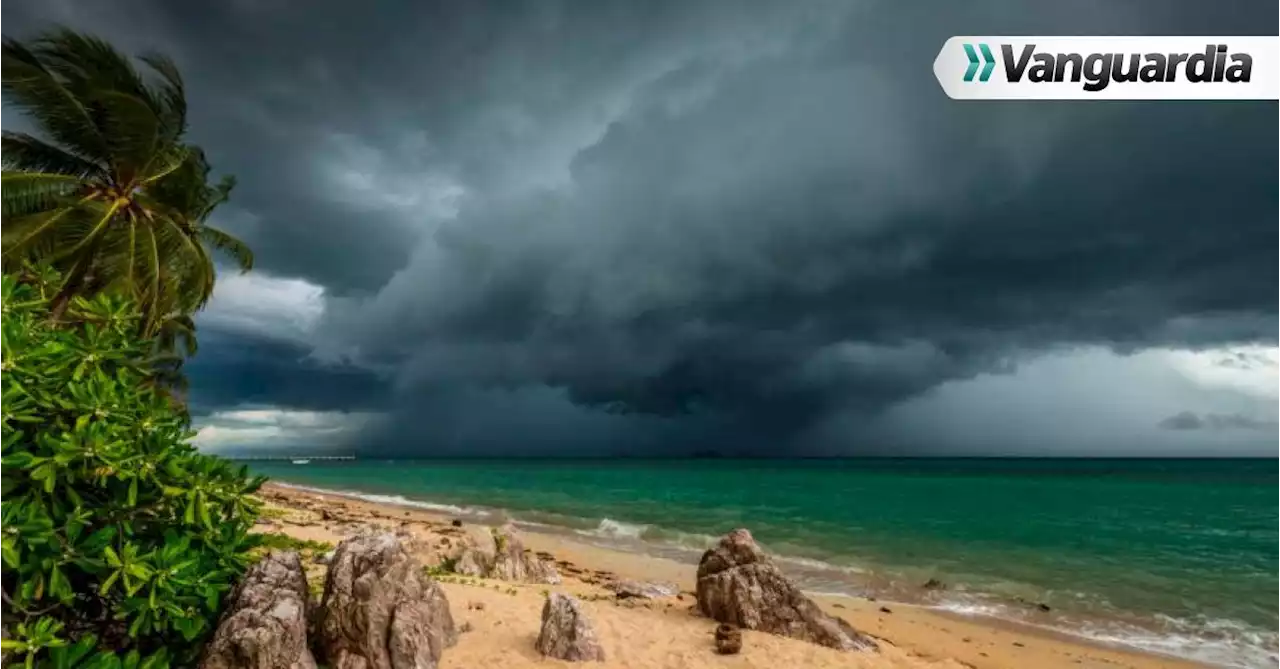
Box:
225 454 1279 461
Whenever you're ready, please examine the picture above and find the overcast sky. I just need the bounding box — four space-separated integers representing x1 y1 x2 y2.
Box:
5 1 1277 457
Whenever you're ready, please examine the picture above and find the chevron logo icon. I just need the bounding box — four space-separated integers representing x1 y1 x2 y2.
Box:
962 43 996 82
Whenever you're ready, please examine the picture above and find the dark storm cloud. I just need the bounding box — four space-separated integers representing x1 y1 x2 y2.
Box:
1158 411 1278 432
5 0 1277 453
317 1 1277 442
4 0 838 292
183 331 388 418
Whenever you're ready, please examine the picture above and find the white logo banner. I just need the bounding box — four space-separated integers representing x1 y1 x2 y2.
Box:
934 37 1280 100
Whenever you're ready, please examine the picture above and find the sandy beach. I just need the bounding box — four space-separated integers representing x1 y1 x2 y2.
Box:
252 483 1205 669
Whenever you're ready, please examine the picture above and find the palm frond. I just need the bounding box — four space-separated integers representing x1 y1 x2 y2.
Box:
159 212 216 310
54 197 123 260
1 194 97 264
139 144 192 185
199 226 254 272
154 313 198 357
92 88 161 180
31 28 151 107
138 52 187 140
0 171 86 218
0 210 69 271
199 174 237 221
2 131 105 176
1 37 108 162
142 223 161 330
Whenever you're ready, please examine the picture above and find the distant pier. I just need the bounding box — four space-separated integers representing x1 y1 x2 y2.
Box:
229 455 356 461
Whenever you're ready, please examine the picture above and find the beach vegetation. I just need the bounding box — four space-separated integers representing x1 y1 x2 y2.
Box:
424 555 459 580
257 505 289 520
251 532 332 558
0 271 262 666
490 527 508 553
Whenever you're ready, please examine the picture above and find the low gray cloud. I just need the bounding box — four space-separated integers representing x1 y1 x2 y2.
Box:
1159 411 1278 432
183 331 389 417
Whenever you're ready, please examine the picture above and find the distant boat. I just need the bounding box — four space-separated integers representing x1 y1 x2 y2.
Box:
292 459 311 465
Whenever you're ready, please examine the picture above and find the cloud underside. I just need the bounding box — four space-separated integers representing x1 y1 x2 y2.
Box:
5 0 1276 455
1159 411 1278 432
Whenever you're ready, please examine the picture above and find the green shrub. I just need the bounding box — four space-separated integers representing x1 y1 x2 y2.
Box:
258 506 289 520
1 274 266 668
250 533 332 559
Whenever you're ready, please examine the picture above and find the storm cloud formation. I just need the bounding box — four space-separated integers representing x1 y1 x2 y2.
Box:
5 1 1277 456
1160 411 1279 433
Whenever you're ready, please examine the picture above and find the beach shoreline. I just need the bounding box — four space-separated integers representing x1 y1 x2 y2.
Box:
256 481 1211 669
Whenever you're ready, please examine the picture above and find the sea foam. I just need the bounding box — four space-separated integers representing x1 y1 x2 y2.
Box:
273 482 474 516
934 595 1278 669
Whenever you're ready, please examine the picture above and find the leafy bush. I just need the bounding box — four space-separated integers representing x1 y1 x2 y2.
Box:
423 556 459 579
1 273 266 668
250 533 332 560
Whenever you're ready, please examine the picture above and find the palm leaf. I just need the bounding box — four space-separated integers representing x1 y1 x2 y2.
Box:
198 227 253 272
92 89 161 181
138 52 187 140
2 131 104 177
31 28 151 106
142 223 162 330
0 172 86 218
158 213 216 310
165 314 198 356
199 175 237 221
1 193 99 264
54 197 123 260
139 145 192 185
1 38 108 162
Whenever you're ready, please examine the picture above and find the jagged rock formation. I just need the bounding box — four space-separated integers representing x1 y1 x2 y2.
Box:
199 551 317 669
317 534 457 669
535 593 605 662
696 529 877 651
450 524 560 584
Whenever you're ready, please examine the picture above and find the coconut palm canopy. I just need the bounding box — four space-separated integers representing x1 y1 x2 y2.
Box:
1 28 251 332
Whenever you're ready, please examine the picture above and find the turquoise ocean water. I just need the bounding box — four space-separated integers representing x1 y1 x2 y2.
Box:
248 458 1278 667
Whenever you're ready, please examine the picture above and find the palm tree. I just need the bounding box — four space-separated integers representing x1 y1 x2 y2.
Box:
143 146 252 322
140 151 250 408
1 27 251 329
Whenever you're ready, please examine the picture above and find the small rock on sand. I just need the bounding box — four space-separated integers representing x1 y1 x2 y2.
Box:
535 593 605 662
606 579 679 600
715 624 743 655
